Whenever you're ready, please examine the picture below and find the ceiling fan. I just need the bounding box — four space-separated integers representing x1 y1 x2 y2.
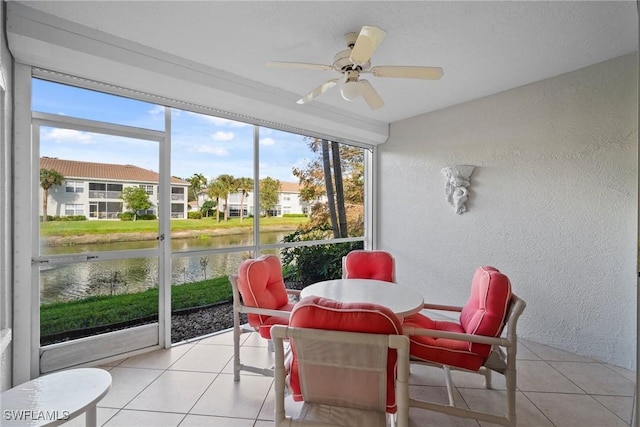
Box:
267 25 444 110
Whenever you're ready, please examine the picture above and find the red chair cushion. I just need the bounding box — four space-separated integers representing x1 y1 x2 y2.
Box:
237 255 294 339
402 313 486 371
288 296 403 413
344 250 395 282
403 266 512 372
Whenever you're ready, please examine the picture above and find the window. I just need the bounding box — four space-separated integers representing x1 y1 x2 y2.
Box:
64 204 84 216
139 184 154 195
65 181 84 193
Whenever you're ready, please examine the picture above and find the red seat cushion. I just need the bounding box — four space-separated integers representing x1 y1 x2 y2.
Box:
288 296 403 413
404 266 512 372
344 250 395 282
237 255 294 339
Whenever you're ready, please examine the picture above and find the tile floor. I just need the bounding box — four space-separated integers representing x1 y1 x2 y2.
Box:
66 330 635 427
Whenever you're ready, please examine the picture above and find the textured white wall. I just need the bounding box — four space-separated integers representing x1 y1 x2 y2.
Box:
380 53 638 369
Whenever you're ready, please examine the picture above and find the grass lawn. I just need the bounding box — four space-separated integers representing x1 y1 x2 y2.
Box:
40 276 232 337
40 216 309 237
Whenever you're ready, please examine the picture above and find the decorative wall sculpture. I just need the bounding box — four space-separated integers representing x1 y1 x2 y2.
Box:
441 165 475 215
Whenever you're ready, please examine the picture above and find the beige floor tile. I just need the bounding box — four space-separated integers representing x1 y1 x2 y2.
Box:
410 384 468 407
548 361 635 396
457 389 553 427
196 330 240 346
408 363 451 386
258 384 304 421
519 340 595 362
524 392 629 427
97 367 164 408
592 394 634 424
102 409 185 427
451 369 506 390
516 360 584 393
179 414 256 426
605 363 637 382
221 344 275 376
516 343 541 361
117 344 194 369
125 370 216 413
408 406 480 427
169 343 234 373
190 373 273 419
56 407 119 427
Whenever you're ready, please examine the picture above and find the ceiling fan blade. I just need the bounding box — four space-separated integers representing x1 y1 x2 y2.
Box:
296 78 340 104
370 66 444 80
266 61 336 71
350 26 386 65
359 80 384 110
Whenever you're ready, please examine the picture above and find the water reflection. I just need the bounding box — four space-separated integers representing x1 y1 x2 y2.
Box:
40 232 285 304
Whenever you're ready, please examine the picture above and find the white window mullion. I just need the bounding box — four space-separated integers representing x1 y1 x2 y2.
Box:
159 107 172 347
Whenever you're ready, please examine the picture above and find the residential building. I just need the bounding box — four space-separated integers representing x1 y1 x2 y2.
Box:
39 157 190 219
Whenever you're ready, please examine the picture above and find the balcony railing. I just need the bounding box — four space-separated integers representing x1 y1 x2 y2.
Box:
89 191 122 199
171 194 184 201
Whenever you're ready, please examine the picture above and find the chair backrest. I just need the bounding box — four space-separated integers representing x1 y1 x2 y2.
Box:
342 250 395 282
237 255 289 328
460 266 512 357
287 296 404 414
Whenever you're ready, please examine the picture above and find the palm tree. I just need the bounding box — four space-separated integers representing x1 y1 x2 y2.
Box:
207 180 227 223
236 177 254 222
39 168 64 222
187 173 207 209
216 174 236 221
321 139 340 237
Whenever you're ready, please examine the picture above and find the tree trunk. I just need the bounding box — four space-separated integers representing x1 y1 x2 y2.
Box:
216 197 221 223
322 139 339 238
42 189 48 222
224 193 230 221
331 142 348 238
239 192 245 222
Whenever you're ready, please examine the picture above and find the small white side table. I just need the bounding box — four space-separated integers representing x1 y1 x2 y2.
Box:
1 368 112 427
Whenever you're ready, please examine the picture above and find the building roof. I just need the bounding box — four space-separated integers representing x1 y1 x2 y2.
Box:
279 181 300 192
40 157 189 185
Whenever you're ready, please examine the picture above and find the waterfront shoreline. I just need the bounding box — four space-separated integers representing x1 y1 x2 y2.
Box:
42 224 297 246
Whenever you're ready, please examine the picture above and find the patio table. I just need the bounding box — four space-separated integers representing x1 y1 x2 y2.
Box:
300 278 424 318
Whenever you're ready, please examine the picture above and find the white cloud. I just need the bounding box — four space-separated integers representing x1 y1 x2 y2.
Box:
211 131 234 141
260 137 275 146
43 128 95 144
148 105 165 116
196 145 229 156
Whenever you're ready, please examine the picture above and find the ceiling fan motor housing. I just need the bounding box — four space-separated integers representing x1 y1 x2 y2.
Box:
333 49 370 72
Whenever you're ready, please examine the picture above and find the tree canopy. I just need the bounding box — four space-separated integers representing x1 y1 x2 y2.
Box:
121 187 152 220
260 177 280 217
39 168 65 222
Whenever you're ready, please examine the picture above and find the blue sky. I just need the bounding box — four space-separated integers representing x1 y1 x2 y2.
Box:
33 79 313 183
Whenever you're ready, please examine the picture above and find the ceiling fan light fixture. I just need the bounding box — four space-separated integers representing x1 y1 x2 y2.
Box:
340 81 361 101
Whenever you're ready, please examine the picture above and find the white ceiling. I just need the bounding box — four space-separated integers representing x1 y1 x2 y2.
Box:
12 1 639 124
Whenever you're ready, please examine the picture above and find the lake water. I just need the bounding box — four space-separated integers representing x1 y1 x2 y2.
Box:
40 231 287 304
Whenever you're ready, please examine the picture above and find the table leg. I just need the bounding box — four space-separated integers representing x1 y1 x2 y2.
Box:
85 405 97 427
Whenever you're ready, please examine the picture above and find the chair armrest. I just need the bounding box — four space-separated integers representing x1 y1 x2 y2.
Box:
239 305 292 319
402 326 511 348
420 303 463 312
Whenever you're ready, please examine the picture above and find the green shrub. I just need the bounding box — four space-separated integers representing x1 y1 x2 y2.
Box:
280 225 363 286
118 212 134 221
282 213 307 218
188 211 203 219
138 214 157 220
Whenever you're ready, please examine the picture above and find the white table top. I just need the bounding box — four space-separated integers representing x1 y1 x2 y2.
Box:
300 278 424 318
1 368 112 426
